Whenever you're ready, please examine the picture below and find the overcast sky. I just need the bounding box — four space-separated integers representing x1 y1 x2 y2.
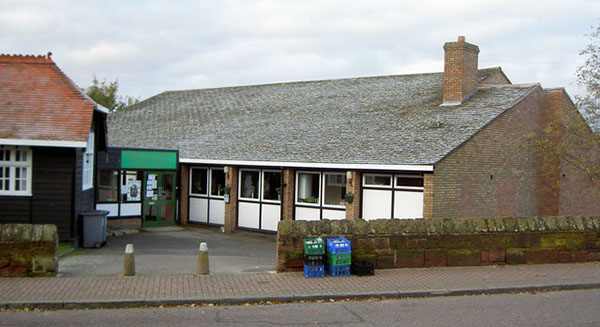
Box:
2 0 598 101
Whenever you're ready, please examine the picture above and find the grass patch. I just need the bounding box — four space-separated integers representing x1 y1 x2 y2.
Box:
58 243 73 256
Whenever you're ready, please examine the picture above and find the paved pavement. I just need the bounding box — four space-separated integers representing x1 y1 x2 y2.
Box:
59 226 277 276
1 262 599 309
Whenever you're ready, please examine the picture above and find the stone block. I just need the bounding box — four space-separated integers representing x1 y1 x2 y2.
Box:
555 216 573 231
353 219 370 235
447 249 480 266
32 257 57 273
530 217 546 232
573 217 586 231
374 237 390 250
503 218 518 232
0 256 9 268
42 225 58 242
588 251 600 262
425 219 442 235
375 248 395 257
441 219 455 234
558 250 572 263
525 249 558 264
582 217 596 230
358 238 375 253
389 237 408 250
404 219 420 235
576 250 589 262
514 233 542 248
31 225 44 242
540 234 584 249
395 250 424 268
490 217 506 232
439 235 474 249
376 255 396 269
542 216 558 231
425 250 447 267
480 250 489 264
516 218 530 232
506 248 526 264
471 218 488 233
283 258 304 270
452 219 470 234
591 217 600 230
488 247 506 263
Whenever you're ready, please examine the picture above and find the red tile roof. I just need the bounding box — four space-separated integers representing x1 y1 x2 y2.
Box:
0 53 95 144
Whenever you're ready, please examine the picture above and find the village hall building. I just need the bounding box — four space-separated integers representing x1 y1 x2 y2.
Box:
104 36 600 233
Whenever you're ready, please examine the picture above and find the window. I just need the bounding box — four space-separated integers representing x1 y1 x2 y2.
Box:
296 172 320 204
121 171 142 202
82 132 94 190
323 173 346 207
263 171 281 202
190 168 208 195
395 174 424 189
210 168 226 197
0 146 32 196
240 170 260 199
363 174 392 187
97 170 119 202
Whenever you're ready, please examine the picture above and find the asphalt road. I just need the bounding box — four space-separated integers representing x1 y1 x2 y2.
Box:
59 226 277 276
2 289 599 326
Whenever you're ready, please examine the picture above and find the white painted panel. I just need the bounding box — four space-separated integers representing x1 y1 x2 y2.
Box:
189 198 208 223
322 209 346 220
295 207 321 221
120 203 141 216
362 189 392 220
209 199 225 225
394 191 424 219
261 204 281 231
96 203 118 217
238 202 260 229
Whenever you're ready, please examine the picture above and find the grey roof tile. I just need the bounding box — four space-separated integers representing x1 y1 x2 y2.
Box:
108 68 535 166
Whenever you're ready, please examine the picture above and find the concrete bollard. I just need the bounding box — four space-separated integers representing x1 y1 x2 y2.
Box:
123 243 135 276
197 242 209 275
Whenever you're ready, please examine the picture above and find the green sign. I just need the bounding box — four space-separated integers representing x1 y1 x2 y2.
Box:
121 150 177 170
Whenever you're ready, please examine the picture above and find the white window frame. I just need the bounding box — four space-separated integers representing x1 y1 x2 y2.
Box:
322 172 346 209
295 171 321 207
261 169 282 204
238 168 261 202
0 146 32 196
209 168 226 198
82 132 94 190
394 174 425 191
362 173 393 188
189 167 209 196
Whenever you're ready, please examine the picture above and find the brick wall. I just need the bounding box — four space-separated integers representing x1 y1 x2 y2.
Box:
107 218 141 231
282 169 295 221
179 164 190 224
276 217 600 272
345 171 361 219
1 224 59 277
432 87 547 218
223 166 238 233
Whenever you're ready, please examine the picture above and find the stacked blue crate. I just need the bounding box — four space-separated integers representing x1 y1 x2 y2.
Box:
326 238 351 277
303 237 325 278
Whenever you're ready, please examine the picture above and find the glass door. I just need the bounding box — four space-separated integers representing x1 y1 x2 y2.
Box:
142 171 176 227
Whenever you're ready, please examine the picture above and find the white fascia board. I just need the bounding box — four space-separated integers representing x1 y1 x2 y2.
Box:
0 138 87 148
94 104 110 114
180 158 434 172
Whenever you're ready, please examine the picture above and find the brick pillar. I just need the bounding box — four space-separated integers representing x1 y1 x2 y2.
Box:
282 169 295 220
345 171 361 219
423 172 434 219
224 166 238 233
179 164 189 224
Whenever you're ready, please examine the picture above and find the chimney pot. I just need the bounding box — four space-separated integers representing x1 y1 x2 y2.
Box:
458 36 465 42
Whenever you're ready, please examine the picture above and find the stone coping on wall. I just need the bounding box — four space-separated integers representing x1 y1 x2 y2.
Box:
278 216 600 238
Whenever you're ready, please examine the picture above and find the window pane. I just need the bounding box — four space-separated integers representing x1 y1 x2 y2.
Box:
364 174 391 186
210 169 225 196
396 176 424 187
121 171 141 202
97 170 119 202
240 170 259 199
162 174 174 200
191 168 208 195
297 173 320 204
324 173 346 206
263 171 281 201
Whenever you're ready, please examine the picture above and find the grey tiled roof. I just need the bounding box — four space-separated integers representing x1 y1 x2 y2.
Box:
108 68 535 166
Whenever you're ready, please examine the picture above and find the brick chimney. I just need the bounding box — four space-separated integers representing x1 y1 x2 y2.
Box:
442 36 480 105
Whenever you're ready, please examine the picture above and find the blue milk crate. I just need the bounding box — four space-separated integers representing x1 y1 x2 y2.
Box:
326 238 351 254
327 264 351 277
304 264 325 278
